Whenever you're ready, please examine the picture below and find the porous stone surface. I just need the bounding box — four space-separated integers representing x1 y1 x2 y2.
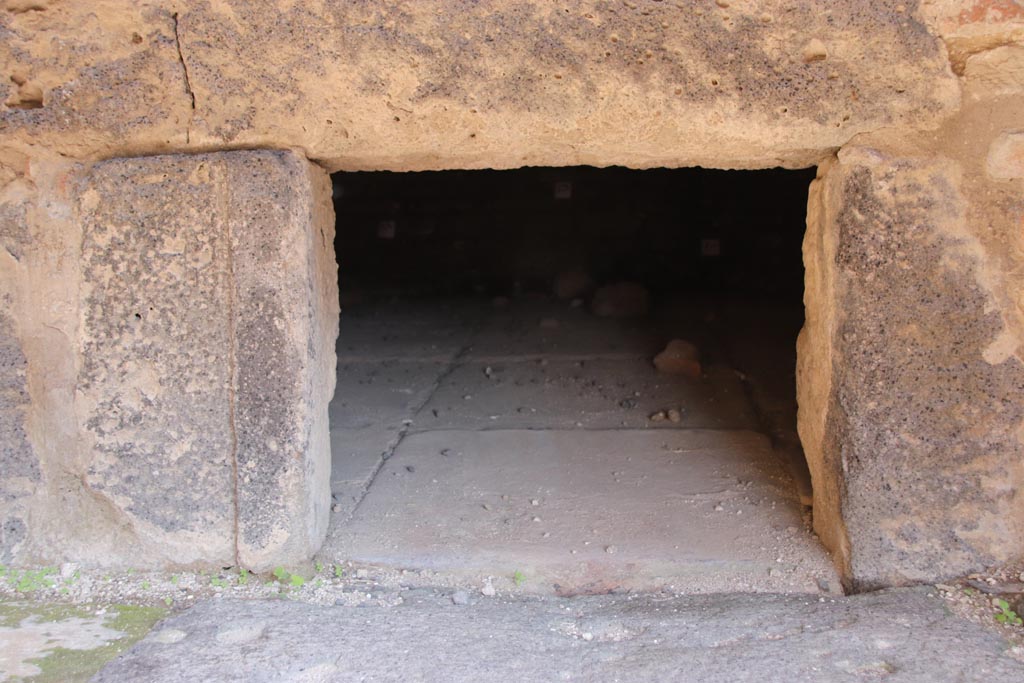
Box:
798 149 1024 590
0 195 36 564
226 152 339 569
0 1 958 171
61 149 337 570
77 155 237 565
0 308 34 562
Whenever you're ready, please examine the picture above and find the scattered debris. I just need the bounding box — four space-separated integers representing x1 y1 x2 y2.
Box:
654 339 701 378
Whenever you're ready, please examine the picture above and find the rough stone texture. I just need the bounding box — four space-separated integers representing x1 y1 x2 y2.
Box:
0 190 36 564
798 149 1024 590
226 152 339 569
987 130 1024 179
77 156 236 565
0 308 34 563
63 149 337 570
95 589 1024 682
0 1 958 171
921 0 1024 74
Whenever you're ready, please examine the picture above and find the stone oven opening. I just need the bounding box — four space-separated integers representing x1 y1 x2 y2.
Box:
318 165 842 594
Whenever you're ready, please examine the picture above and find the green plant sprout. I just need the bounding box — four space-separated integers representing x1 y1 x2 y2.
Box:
6 567 58 593
238 569 250 586
271 566 306 588
994 598 1023 626
513 570 526 587
315 562 324 573
333 565 344 579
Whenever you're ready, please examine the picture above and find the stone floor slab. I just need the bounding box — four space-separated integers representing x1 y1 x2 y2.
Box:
336 299 481 361
330 360 449 429
322 429 837 594
418 359 759 431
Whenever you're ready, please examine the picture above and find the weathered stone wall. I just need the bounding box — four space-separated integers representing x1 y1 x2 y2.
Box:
0 0 1021 584
0 149 338 570
799 3 1024 587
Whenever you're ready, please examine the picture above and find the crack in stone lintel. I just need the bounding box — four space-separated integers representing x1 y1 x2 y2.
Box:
171 12 196 144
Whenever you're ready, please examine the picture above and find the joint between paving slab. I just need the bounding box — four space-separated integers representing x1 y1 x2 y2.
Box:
339 335 481 525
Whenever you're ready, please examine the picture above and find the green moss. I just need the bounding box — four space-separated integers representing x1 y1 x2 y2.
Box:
0 601 166 682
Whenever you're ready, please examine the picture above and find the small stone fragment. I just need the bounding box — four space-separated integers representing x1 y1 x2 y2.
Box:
590 282 650 318
986 131 1024 180
605 545 617 554
667 408 682 423
331 503 341 513
452 590 471 605
649 410 667 422
654 339 701 377
481 581 496 597
802 38 828 63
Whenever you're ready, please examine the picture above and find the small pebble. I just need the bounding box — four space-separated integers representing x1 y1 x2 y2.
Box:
531 499 540 506
667 408 682 423
605 545 617 554
452 590 471 605
481 582 496 597
331 504 341 513
581 632 594 641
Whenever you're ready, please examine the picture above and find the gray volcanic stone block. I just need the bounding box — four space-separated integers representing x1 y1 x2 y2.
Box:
798 149 1024 590
76 150 337 570
225 153 339 569
0 303 36 563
